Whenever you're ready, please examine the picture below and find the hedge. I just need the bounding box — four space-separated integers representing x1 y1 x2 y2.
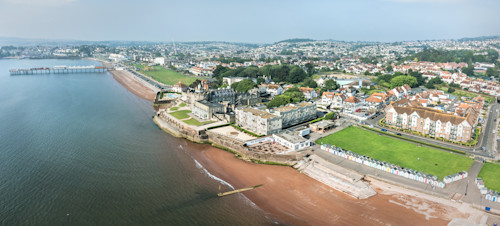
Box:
230 123 264 137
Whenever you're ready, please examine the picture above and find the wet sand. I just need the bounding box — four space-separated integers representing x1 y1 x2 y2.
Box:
189 146 462 226
111 70 157 101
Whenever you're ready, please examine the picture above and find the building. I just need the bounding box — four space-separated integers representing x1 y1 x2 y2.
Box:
344 96 363 112
385 105 479 142
272 132 311 151
172 81 188 93
299 87 318 100
321 92 345 108
365 93 387 110
259 84 283 97
273 102 317 128
235 107 282 135
153 57 165 66
192 100 224 121
310 120 335 133
223 77 257 86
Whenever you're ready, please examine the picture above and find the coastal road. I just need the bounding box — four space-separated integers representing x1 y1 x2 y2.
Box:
480 103 500 157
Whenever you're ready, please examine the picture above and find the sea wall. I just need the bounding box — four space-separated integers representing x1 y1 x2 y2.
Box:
154 110 308 165
206 130 307 165
154 113 208 143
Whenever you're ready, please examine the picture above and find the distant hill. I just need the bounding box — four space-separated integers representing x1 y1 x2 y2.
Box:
276 38 315 44
458 35 500 42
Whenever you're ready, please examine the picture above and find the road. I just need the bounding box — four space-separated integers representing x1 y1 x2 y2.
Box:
480 103 500 157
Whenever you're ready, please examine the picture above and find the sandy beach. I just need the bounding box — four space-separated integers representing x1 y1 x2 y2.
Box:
111 69 157 101
187 146 487 226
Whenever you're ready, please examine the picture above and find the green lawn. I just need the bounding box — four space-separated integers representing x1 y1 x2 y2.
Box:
135 64 199 85
183 118 214 126
170 107 179 111
179 102 186 107
478 163 500 192
316 126 473 180
169 110 191 120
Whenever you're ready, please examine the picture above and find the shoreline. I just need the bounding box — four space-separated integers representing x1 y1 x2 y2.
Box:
110 69 158 101
112 66 495 225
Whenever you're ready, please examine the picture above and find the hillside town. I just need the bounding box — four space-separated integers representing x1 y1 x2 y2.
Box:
4 35 500 224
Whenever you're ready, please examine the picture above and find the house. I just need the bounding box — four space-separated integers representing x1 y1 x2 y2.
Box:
344 96 363 112
299 87 318 99
172 81 188 93
273 102 316 128
321 92 345 108
272 132 312 151
365 93 387 110
259 84 283 97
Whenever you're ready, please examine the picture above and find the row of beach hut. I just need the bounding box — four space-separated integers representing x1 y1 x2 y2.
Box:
476 178 500 203
320 144 467 188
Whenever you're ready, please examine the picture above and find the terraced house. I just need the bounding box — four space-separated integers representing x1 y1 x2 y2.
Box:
385 105 479 142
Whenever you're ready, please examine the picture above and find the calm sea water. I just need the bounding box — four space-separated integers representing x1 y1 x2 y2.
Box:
0 59 273 225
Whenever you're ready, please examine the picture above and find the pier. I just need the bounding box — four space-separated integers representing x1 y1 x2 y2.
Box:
9 65 108 75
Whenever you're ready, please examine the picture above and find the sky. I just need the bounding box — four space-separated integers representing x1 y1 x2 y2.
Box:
0 0 499 43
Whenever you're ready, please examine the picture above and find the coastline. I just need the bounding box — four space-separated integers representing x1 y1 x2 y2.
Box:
112 68 491 225
110 69 158 101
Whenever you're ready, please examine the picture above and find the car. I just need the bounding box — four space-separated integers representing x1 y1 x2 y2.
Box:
481 146 486 151
396 133 402 136
381 129 387 132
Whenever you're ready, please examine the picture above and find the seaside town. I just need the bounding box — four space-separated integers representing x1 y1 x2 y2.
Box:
4 35 500 225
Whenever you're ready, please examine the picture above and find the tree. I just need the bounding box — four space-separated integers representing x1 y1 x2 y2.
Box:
230 79 257 93
409 70 426 86
390 75 418 88
386 65 393 72
323 79 340 91
305 63 315 76
486 67 499 78
189 79 201 89
447 87 455 93
288 66 307 83
256 77 265 85
425 77 443 89
324 112 336 120
302 77 318 88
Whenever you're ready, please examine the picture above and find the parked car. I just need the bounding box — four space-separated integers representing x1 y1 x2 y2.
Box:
396 133 402 136
381 129 387 132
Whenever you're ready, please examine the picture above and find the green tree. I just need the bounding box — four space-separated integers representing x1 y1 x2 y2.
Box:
288 66 307 83
302 77 318 88
305 63 315 76
425 77 443 89
323 79 340 91
486 67 499 78
324 112 336 120
447 87 455 93
230 79 257 93
390 75 418 88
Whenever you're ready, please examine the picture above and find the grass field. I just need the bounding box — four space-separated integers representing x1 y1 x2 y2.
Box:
135 64 199 85
179 102 186 107
437 86 495 103
478 163 500 192
183 118 214 126
170 107 179 111
169 110 191 120
316 126 473 180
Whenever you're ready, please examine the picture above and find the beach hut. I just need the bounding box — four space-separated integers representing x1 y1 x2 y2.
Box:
444 176 451 184
485 193 492 200
480 188 488 195
439 182 445 188
492 196 497 202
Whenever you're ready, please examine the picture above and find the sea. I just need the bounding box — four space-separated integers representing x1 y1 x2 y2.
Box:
0 59 274 225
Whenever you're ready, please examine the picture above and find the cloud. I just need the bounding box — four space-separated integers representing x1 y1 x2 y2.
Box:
0 0 77 5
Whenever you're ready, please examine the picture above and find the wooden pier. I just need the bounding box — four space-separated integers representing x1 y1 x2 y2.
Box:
9 65 108 75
